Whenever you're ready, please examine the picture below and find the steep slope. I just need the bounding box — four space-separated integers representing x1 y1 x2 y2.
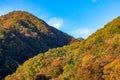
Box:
5 16 120 80
0 11 73 79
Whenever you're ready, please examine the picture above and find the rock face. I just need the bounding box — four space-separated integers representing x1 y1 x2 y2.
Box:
0 11 73 79
5 16 120 80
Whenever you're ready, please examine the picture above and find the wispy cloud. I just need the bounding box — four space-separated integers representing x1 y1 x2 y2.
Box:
47 17 63 29
75 28 90 35
92 0 97 2
73 28 91 38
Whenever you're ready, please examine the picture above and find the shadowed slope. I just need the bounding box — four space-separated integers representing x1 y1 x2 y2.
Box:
5 16 120 80
0 11 73 79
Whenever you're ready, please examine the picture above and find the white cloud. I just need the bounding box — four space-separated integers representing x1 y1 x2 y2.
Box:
73 28 90 38
47 17 63 29
75 28 90 35
92 0 97 2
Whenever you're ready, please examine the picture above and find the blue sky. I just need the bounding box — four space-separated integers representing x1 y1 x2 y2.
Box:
0 0 120 38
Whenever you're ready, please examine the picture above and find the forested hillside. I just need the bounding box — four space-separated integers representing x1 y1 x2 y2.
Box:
0 11 73 79
5 16 120 80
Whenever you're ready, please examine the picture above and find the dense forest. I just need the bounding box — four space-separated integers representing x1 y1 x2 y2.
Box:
5 13 120 80
0 11 74 79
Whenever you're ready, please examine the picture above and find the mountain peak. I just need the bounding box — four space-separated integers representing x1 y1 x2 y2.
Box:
0 11 73 79
1 10 33 18
5 16 120 80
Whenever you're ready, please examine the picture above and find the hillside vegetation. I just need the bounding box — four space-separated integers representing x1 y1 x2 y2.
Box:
5 16 120 80
0 11 73 79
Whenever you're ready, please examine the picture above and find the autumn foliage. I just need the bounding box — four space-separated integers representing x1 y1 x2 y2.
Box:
4 13 120 80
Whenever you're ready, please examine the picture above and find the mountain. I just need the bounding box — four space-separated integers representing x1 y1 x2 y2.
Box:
0 11 73 79
5 16 120 80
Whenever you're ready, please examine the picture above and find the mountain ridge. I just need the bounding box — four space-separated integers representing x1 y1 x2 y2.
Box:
0 10 74 79
5 16 120 80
